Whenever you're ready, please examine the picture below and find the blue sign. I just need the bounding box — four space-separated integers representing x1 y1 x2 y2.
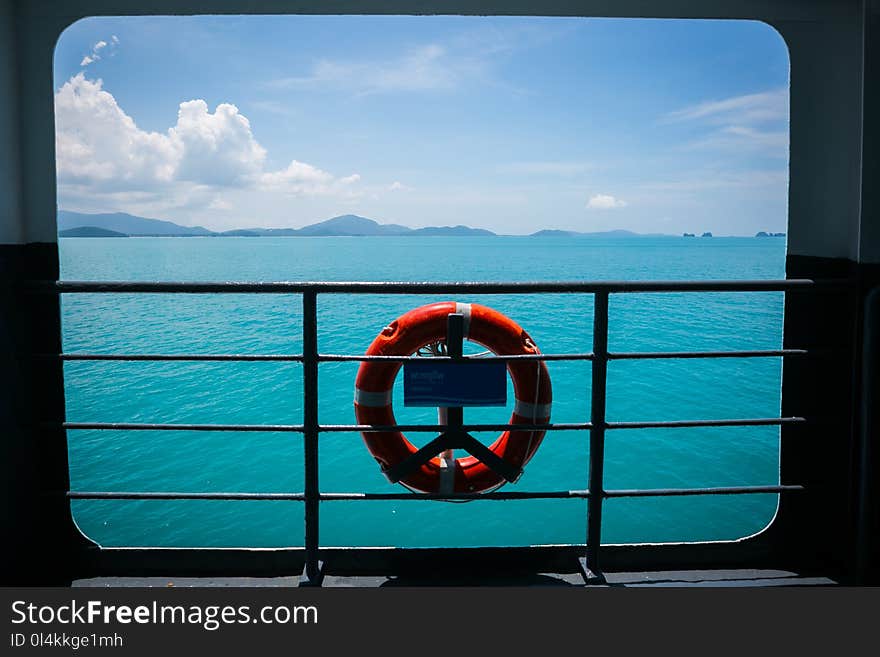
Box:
403 360 507 407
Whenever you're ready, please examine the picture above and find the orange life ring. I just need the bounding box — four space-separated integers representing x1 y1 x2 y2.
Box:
354 302 552 494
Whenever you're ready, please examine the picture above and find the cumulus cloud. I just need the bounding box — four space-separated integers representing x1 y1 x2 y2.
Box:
55 73 264 188
587 194 627 209
260 161 361 196
55 73 178 187
54 73 361 206
171 99 267 186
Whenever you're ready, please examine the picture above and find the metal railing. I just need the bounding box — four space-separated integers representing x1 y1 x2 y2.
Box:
40 279 821 584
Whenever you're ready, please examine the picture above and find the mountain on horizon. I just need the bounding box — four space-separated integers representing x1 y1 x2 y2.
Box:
411 225 495 236
58 226 129 238
58 210 672 238
290 215 495 236
294 214 412 236
58 210 213 236
58 211 497 237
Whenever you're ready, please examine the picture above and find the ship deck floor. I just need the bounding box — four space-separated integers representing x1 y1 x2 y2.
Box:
72 569 837 587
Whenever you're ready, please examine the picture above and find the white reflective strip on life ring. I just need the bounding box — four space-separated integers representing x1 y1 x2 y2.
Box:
354 387 393 407
454 302 471 337
513 399 552 419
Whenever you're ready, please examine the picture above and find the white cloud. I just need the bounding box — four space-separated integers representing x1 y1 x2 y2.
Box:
269 44 486 95
80 37 117 68
717 125 787 148
665 88 788 125
665 88 789 156
55 73 178 186
684 125 789 155
587 194 627 209
170 100 266 186
55 73 364 209
260 160 359 196
265 23 565 98
55 74 264 188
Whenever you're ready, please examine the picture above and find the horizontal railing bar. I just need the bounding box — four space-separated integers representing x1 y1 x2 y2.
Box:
604 484 804 498
44 349 807 363
58 422 592 433
62 422 305 432
67 485 803 502
68 491 306 501
31 278 837 295
68 490 592 501
46 352 592 363
320 353 594 362
609 349 807 360
53 353 304 362
319 490 591 500
607 417 805 429
61 418 803 433
57 418 802 433
321 422 593 433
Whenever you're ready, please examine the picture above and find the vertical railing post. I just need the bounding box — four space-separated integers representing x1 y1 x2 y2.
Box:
445 312 465 427
580 291 609 584
439 313 465 492
300 289 323 586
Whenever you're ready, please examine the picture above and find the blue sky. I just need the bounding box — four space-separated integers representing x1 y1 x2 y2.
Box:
53 15 790 235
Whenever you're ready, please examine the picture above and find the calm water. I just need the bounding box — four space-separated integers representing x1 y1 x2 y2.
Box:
59 235 786 548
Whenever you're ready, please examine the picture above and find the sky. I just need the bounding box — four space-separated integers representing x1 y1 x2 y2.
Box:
53 15 790 235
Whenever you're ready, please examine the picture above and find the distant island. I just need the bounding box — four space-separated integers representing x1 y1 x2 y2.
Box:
58 226 129 238
58 210 678 239
682 230 785 238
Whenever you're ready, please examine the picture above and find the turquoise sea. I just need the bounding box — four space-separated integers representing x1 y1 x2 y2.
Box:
59 235 787 548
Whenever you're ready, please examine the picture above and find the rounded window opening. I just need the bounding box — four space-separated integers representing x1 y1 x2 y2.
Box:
54 15 791 549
